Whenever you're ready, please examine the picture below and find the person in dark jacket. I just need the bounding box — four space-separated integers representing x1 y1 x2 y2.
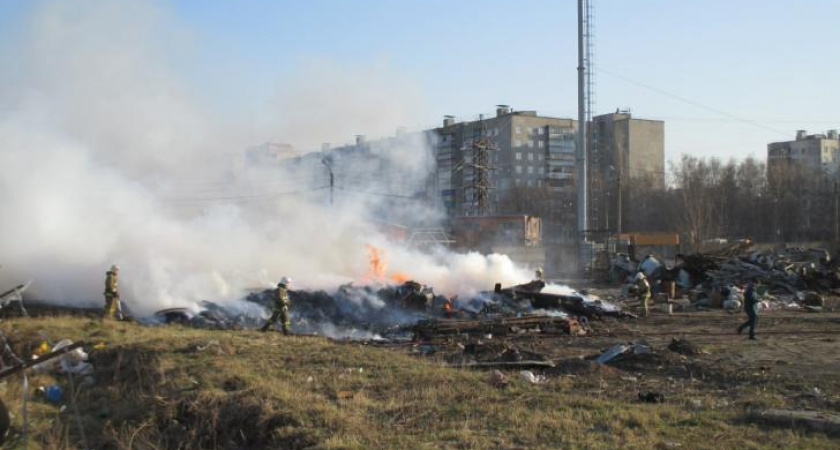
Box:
737 280 758 340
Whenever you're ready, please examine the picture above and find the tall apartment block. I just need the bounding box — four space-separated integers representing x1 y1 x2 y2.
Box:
588 112 665 234
767 130 840 189
432 107 578 244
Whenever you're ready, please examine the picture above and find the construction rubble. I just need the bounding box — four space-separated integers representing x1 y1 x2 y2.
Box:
611 244 839 312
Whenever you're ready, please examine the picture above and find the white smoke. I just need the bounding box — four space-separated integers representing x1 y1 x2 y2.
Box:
0 1 532 317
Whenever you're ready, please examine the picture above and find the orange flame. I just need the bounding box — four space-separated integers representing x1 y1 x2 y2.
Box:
363 244 412 285
390 272 410 283
364 244 387 282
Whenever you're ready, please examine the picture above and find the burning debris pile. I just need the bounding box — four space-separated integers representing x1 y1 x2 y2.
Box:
148 278 631 341
146 242 631 339
612 245 839 311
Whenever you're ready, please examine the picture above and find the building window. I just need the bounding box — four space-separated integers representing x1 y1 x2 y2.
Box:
527 153 534 161
527 141 533 148
538 153 543 160
539 167 545 174
527 180 533 187
516 126 521 134
515 139 521 147
516 166 523 174
534 127 541 134
494 128 499 136
537 141 543 148
515 179 522 186
537 180 543 187
527 166 534 174
516 152 522 160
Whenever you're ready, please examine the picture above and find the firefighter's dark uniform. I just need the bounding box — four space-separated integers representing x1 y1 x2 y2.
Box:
103 269 122 320
261 284 291 335
738 283 758 340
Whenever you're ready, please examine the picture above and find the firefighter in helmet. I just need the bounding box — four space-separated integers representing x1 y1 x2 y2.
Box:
635 271 651 317
261 277 292 335
103 264 123 320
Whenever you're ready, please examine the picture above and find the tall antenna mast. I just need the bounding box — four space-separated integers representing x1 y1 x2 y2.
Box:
577 0 590 272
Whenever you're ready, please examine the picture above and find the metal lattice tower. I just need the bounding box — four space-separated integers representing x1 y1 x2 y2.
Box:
457 114 497 216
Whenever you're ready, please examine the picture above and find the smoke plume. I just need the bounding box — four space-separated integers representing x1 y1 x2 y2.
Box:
0 1 532 317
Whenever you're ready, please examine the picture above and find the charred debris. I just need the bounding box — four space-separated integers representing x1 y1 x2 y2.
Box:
611 243 840 312
151 279 630 341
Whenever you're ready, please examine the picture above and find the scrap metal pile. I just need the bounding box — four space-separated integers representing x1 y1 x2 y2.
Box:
612 244 839 311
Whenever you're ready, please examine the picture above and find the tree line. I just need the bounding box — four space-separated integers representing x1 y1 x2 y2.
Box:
499 155 840 251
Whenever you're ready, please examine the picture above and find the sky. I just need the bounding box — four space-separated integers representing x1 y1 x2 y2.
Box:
2 0 838 164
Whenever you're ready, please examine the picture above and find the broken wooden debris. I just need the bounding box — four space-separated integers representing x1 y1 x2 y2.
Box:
412 314 583 340
447 360 556 369
0 342 84 381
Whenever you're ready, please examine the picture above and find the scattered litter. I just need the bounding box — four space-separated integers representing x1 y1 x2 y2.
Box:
595 344 650 364
33 341 50 357
37 385 63 404
488 370 508 388
195 340 219 352
518 370 546 384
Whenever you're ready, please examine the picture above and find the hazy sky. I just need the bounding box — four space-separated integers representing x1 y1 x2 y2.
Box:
2 0 837 163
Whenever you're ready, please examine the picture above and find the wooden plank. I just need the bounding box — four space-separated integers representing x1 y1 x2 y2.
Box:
446 360 556 369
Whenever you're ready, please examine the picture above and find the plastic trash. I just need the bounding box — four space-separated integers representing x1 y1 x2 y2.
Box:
595 344 649 364
44 385 62 404
35 339 94 376
639 256 663 277
723 299 741 311
595 345 629 364
33 341 50 357
519 370 546 384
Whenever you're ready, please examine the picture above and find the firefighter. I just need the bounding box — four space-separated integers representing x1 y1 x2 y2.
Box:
103 265 123 320
535 267 544 281
737 280 759 340
261 277 292 335
635 271 651 317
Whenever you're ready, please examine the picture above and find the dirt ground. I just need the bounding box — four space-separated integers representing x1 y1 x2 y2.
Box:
2 299 840 448
392 292 840 419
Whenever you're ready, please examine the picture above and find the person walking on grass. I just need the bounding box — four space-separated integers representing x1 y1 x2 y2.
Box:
261 277 292 335
737 280 758 340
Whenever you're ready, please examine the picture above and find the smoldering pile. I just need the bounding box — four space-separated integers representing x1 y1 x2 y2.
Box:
148 279 631 341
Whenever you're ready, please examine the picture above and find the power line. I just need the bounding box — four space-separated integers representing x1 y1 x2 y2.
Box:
161 186 330 204
597 67 793 138
335 186 423 200
648 116 839 125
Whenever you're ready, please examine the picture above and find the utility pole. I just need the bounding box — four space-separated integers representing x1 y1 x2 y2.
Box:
834 181 839 243
322 158 334 205
617 169 622 237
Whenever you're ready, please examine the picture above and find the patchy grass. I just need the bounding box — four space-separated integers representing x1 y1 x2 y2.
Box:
0 317 837 449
